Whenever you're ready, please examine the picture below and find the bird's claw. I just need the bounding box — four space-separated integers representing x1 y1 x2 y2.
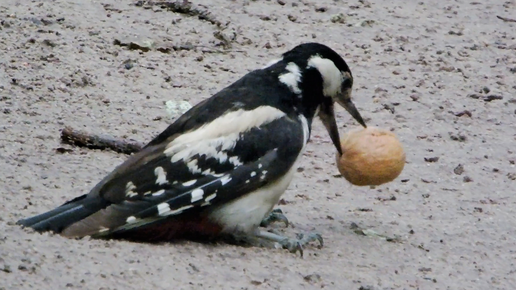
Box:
260 208 289 228
279 232 324 257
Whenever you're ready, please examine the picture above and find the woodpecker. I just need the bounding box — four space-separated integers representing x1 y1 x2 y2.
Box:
18 43 366 255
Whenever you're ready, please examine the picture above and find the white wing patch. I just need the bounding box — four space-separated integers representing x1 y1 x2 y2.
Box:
168 134 243 173
157 202 171 216
228 156 242 166
307 55 343 97
205 193 217 202
168 134 237 163
165 106 286 149
279 62 302 95
163 106 285 175
220 175 232 185
191 188 204 203
157 204 194 217
201 193 217 207
125 203 194 226
154 166 168 185
167 205 194 216
260 170 268 181
152 189 165 197
125 181 138 198
186 159 202 174
182 179 197 187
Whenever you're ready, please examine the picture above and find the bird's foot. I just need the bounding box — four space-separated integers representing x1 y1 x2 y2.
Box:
279 232 324 256
254 230 323 257
260 208 289 228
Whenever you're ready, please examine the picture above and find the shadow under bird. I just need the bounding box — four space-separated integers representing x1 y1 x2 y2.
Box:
18 42 366 255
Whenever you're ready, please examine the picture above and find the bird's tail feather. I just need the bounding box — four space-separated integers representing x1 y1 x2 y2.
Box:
17 194 110 234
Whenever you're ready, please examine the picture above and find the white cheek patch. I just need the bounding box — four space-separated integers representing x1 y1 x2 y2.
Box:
307 56 343 97
279 62 302 95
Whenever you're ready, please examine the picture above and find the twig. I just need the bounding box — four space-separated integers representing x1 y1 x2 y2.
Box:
60 126 143 155
134 0 223 27
497 15 516 23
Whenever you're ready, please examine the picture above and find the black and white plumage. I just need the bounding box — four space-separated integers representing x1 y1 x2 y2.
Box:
18 43 366 250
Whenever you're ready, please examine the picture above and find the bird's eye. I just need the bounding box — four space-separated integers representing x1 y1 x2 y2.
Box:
342 78 352 89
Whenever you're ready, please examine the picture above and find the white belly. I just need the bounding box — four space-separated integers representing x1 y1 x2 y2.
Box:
208 165 297 234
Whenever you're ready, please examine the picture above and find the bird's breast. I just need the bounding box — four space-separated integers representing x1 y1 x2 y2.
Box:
208 164 298 234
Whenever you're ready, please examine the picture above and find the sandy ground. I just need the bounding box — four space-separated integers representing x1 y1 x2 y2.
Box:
1 0 515 289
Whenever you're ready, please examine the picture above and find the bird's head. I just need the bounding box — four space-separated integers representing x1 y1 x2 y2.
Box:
273 42 366 155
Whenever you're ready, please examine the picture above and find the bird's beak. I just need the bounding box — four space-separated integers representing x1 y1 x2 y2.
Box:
338 98 367 128
319 100 344 155
320 98 366 155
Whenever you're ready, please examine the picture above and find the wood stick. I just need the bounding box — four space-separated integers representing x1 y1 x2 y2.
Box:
60 126 144 155
497 15 516 23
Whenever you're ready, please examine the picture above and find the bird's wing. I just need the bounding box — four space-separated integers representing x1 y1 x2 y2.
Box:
62 105 307 237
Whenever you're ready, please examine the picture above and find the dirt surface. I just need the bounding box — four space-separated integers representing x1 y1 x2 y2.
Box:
1 0 515 289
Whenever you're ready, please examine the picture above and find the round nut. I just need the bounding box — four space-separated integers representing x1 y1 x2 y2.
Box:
336 127 405 186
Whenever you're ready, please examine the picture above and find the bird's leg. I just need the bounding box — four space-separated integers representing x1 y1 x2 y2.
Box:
225 226 323 257
225 210 322 256
253 229 324 257
260 208 289 228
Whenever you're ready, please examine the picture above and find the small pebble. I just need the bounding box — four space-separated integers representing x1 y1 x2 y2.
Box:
453 164 464 175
